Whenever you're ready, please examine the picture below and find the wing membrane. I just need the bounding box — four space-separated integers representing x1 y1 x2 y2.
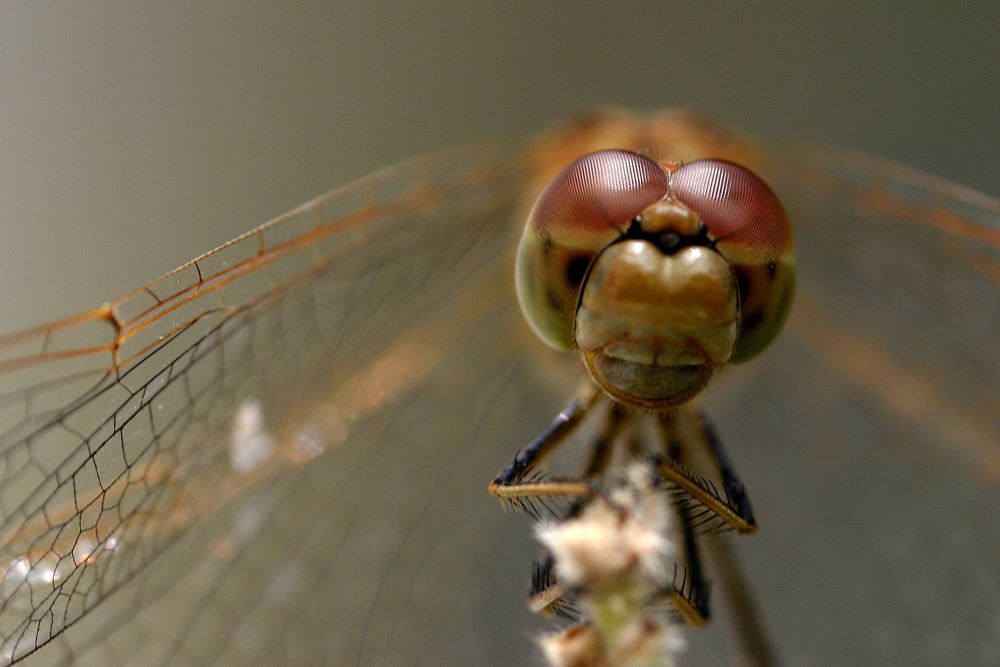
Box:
0 142 531 664
3 117 1000 666
750 140 1000 474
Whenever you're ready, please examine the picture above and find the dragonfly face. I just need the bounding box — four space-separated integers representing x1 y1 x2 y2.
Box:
0 108 998 666
515 149 796 408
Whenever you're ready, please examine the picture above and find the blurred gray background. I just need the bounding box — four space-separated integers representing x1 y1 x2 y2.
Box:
1 4 999 666
1 2 997 333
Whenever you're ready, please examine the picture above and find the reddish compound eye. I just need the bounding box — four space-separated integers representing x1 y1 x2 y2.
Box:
671 159 793 263
530 149 669 240
516 150 669 351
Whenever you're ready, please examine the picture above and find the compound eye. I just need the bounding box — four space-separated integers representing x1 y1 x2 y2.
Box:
516 150 670 351
531 149 670 241
671 159 793 262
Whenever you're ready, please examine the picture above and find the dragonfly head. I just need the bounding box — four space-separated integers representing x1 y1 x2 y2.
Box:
516 150 796 409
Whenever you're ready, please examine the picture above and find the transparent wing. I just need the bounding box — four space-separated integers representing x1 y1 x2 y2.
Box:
0 141 579 666
681 141 1000 666
4 124 1000 667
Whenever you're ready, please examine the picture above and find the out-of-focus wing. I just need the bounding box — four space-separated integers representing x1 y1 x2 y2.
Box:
682 140 1000 666
4 110 1000 667
753 139 1000 478
0 141 563 666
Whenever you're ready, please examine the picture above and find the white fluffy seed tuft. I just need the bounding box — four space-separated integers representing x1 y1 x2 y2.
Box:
536 464 674 590
535 462 685 667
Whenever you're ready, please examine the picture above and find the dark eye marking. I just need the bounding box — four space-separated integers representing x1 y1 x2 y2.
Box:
565 255 591 287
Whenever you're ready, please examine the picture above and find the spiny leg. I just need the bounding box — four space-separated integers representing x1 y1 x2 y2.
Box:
522 401 638 619
698 410 757 530
667 484 712 626
664 406 780 667
655 407 757 534
496 385 628 618
528 554 576 620
494 394 767 649
489 384 611 510
651 415 714 626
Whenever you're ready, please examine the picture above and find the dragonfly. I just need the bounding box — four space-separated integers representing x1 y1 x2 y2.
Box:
0 107 997 667
488 139 796 666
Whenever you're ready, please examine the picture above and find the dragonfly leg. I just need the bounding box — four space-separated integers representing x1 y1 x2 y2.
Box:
663 407 780 666
488 384 607 508
656 407 758 534
667 486 712 626
697 410 757 529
